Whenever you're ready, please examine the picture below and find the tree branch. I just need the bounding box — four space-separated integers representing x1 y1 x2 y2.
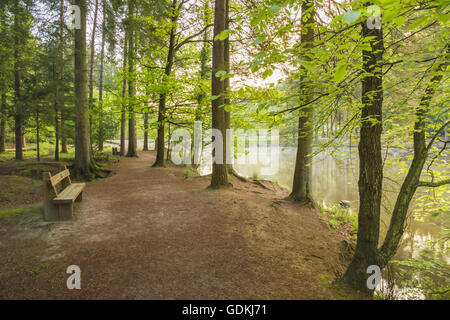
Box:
417 179 450 188
174 24 213 52
427 119 450 150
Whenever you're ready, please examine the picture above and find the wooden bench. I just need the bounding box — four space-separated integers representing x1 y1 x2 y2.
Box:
43 166 86 221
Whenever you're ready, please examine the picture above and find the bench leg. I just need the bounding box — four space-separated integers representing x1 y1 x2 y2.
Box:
58 203 73 220
75 192 83 203
44 201 59 221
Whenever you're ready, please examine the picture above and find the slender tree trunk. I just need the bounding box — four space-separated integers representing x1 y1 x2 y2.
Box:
88 0 99 153
210 0 229 188
36 111 40 161
0 7 7 154
192 1 210 166
289 1 315 204
343 17 384 292
120 32 128 156
60 0 67 153
73 0 92 178
98 0 106 152
378 46 449 268
224 0 232 174
143 108 149 151
126 0 137 157
0 92 6 153
54 105 59 161
166 123 171 161
153 0 178 167
13 0 23 161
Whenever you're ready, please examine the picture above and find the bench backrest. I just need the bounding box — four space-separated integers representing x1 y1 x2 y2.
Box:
44 166 72 196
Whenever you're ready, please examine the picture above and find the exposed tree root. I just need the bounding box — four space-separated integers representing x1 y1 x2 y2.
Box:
228 167 248 182
70 160 112 181
285 193 317 209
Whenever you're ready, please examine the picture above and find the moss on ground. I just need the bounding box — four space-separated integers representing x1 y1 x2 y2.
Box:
0 204 43 222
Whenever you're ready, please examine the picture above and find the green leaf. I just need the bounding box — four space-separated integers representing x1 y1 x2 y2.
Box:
215 70 227 78
253 36 265 45
343 11 361 25
269 4 281 14
436 12 449 24
334 62 347 82
262 69 273 79
214 29 229 41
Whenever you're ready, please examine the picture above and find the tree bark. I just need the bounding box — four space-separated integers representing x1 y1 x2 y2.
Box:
73 0 93 178
378 45 449 268
192 1 211 166
289 1 315 204
210 0 229 188
60 0 67 153
343 16 384 292
143 108 149 151
120 32 128 156
36 111 40 161
13 0 23 161
98 0 106 152
153 0 178 167
88 0 99 153
224 0 232 174
126 0 137 157
54 103 59 161
0 92 6 153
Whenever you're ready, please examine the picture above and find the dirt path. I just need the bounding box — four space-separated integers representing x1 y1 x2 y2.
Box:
0 151 351 299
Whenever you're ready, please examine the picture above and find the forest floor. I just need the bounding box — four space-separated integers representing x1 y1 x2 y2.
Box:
0 150 356 299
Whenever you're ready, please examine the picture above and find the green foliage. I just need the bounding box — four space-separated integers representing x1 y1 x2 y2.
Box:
318 202 358 236
391 229 450 300
28 264 48 277
0 204 42 222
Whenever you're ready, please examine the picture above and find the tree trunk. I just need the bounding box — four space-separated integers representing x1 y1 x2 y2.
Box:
126 0 137 157
166 122 171 161
88 0 99 153
289 1 315 204
143 108 149 151
73 0 93 178
120 32 128 156
60 0 67 153
54 105 59 161
192 1 210 166
36 111 40 161
153 0 178 167
343 17 384 293
98 0 106 152
210 0 229 188
13 0 23 161
224 0 232 173
0 92 6 153
378 45 449 268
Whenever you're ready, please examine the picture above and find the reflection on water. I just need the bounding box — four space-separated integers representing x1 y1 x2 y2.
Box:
199 144 448 264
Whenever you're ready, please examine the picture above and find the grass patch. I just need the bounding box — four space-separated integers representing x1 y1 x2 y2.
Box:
0 204 43 222
183 165 199 179
28 264 49 277
318 202 358 237
0 175 42 209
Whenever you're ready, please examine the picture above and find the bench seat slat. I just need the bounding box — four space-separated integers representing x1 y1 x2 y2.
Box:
53 183 86 204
